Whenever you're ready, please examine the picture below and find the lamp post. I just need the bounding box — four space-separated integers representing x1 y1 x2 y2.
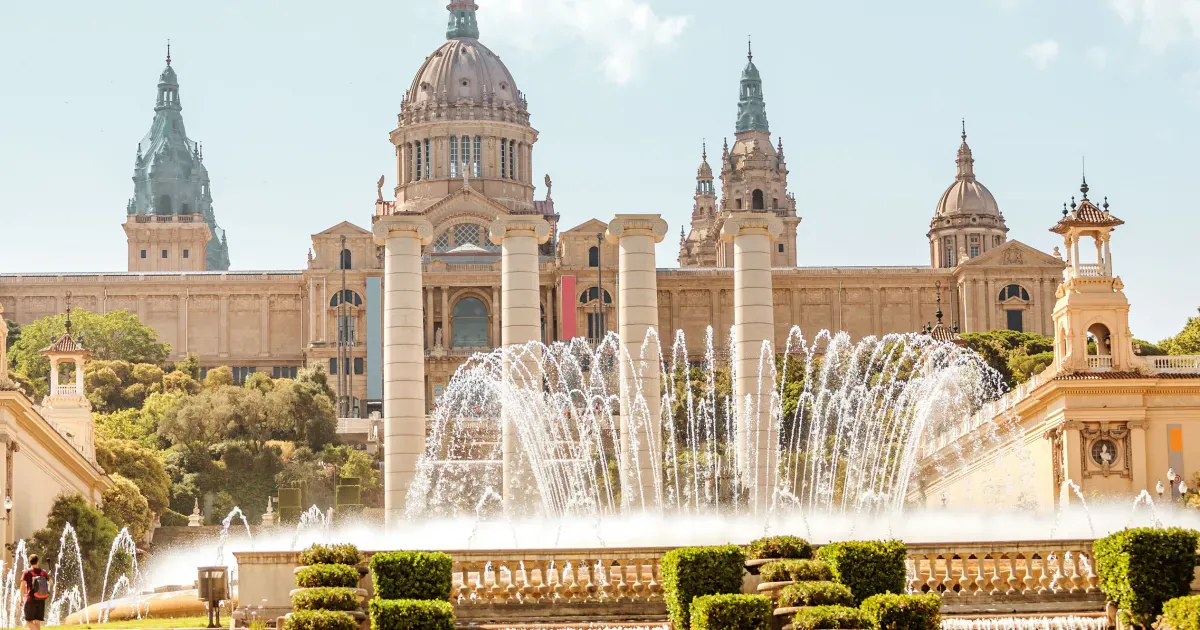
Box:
1157 480 1165 500
4 495 12 555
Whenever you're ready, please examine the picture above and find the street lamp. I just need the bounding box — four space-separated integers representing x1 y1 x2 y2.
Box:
1157 481 1165 498
1181 481 1190 496
4 495 12 554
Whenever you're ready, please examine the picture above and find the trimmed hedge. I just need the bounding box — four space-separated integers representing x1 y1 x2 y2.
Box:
299 543 362 567
1095 527 1200 627
296 564 361 589
816 540 907 604
860 593 942 630
291 587 360 612
791 605 873 630
283 610 358 630
369 597 454 630
747 535 813 560
760 559 833 583
690 594 772 630
778 581 855 608
370 551 454 601
159 508 189 527
661 544 747 629
1161 595 1200 630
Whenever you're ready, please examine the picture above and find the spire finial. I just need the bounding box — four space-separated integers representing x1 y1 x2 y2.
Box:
1063 202 1069 217
166 39 171 66
1103 196 1109 211
199 142 204 162
1080 156 1089 199
961 118 967 142
934 281 944 324
64 290 73 336
702 139 707 161
748 36 753 62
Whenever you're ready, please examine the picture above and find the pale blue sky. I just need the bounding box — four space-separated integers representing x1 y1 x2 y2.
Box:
1 0 1197 341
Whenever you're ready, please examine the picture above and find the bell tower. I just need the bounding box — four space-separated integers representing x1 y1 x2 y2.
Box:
679 143 719 267
1050 177 1133 373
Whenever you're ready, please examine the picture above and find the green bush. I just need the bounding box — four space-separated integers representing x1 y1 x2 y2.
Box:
816 540 907 604
299 543 361 567
283 610 358 630
369 551 453 601
760 559 833 583
1161 595 1200 630
747 535 813 560
860 593 942 630
296 563 361 589
661 544 747 629
792 605 873 630
291 587 360 612
159 508 189 527
369 597 454 630
1095 527 1200 627
778 581 855 608
690 593 772 630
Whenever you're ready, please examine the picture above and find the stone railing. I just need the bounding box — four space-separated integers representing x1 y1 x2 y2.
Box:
1075 264 1106 278
907 540 1104 614
1148 355 1200 373
52 384 80 397
1087 355 1113 371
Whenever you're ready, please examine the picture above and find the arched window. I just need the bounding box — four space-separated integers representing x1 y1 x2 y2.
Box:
752 189 765 210
999 285 1030 302
500 138 508 179
415 142 423 181
579 287 613 304
461 135 471 175
450 136 459 178
452 297 488 347
943 237 955 267
510 140 518 181
588 246 599 268
329 290 363 308
455 223 482 247
1087 323 1112 356
339 249 352 270
473 136 482 177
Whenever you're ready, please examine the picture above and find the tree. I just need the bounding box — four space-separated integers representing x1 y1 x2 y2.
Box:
203 366 234 389
5 319 19 353
1132 338 1167 356
96 438 171 515
102 474 153 541
85 360 167 413
1160 308 1200 356
29 494 121 600
961 330 1055 389
8 310 170 386
173 353 201 380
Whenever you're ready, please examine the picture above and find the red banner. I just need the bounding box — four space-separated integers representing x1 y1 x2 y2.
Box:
561 275 577 340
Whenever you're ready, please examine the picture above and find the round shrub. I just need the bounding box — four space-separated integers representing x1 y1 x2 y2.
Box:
369 550 453 601
1161 595 1200 630
1095 527 1200 628
760 559 833 583
369 597 454 630
860 593 942 630
691 593 772 630
661 544 747 629
296 564 361 589
283 610 358 630
778 581 855 608
816 540 907 604
291 587 360 612
747 535 813 560
792 605 873 630
299 543 361 567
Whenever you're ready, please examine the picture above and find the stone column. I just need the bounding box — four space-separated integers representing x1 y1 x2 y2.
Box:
372 215 433 522
606 215 669 512
490 216 551 514
720 213 783 513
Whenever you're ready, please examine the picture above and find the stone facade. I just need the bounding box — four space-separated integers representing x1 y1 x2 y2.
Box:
0 3 1066 418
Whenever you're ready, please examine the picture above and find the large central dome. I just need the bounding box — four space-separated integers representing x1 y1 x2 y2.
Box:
401 1 528 126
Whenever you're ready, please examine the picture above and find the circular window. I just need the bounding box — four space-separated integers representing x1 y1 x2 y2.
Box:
971 217 978 223
499 81 509 90
461 79 469 87
1091 439 1118 466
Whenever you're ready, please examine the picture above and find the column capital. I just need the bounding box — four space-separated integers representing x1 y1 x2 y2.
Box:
372 215 433 245
489 215 551 245
720 212 783 243
605 214 669 244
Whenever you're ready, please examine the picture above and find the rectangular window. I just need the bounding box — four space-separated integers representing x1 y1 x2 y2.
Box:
778 244 784 253
409 143 416 182
354 357 364 375
183 249 189 259
970 245 980 258
329 358 338 375
461 136 471 176
587 313 606 342
272 367 281 379
500 138 507 180
511 141 518 181
199 367 209 379
450 136 459 178
161 249 168 259
339 315 356 344
140 250 147 259
424 139 431 178
344 358 351 375
473 136 482 177
1006 309 1024 332
232 366 255 385
415 142 422 181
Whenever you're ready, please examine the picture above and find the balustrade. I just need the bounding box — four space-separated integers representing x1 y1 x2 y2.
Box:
53 384 80 397
1086 355 1113 371
1149 355 1200 373
1076 264 1105 278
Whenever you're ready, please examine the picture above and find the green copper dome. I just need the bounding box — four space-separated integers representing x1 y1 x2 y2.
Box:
736 44 770 134
447 0 480 39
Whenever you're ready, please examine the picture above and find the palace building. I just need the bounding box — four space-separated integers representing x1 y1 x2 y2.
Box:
1 1 1067 419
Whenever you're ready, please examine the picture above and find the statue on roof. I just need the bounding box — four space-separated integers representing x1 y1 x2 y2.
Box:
377 175 385 202
545 174 553 200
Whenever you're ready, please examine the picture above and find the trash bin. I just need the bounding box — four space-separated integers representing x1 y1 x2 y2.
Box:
197 566 229 628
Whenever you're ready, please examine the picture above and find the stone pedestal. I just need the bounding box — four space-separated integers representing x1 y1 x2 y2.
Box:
606 215 669 512
490 216 551 515
720 213 783 512
373 216 434 522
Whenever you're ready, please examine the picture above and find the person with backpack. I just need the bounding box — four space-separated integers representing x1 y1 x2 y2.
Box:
20 553 51 630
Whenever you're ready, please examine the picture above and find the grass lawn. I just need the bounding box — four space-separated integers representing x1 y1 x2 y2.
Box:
42 615 211 629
